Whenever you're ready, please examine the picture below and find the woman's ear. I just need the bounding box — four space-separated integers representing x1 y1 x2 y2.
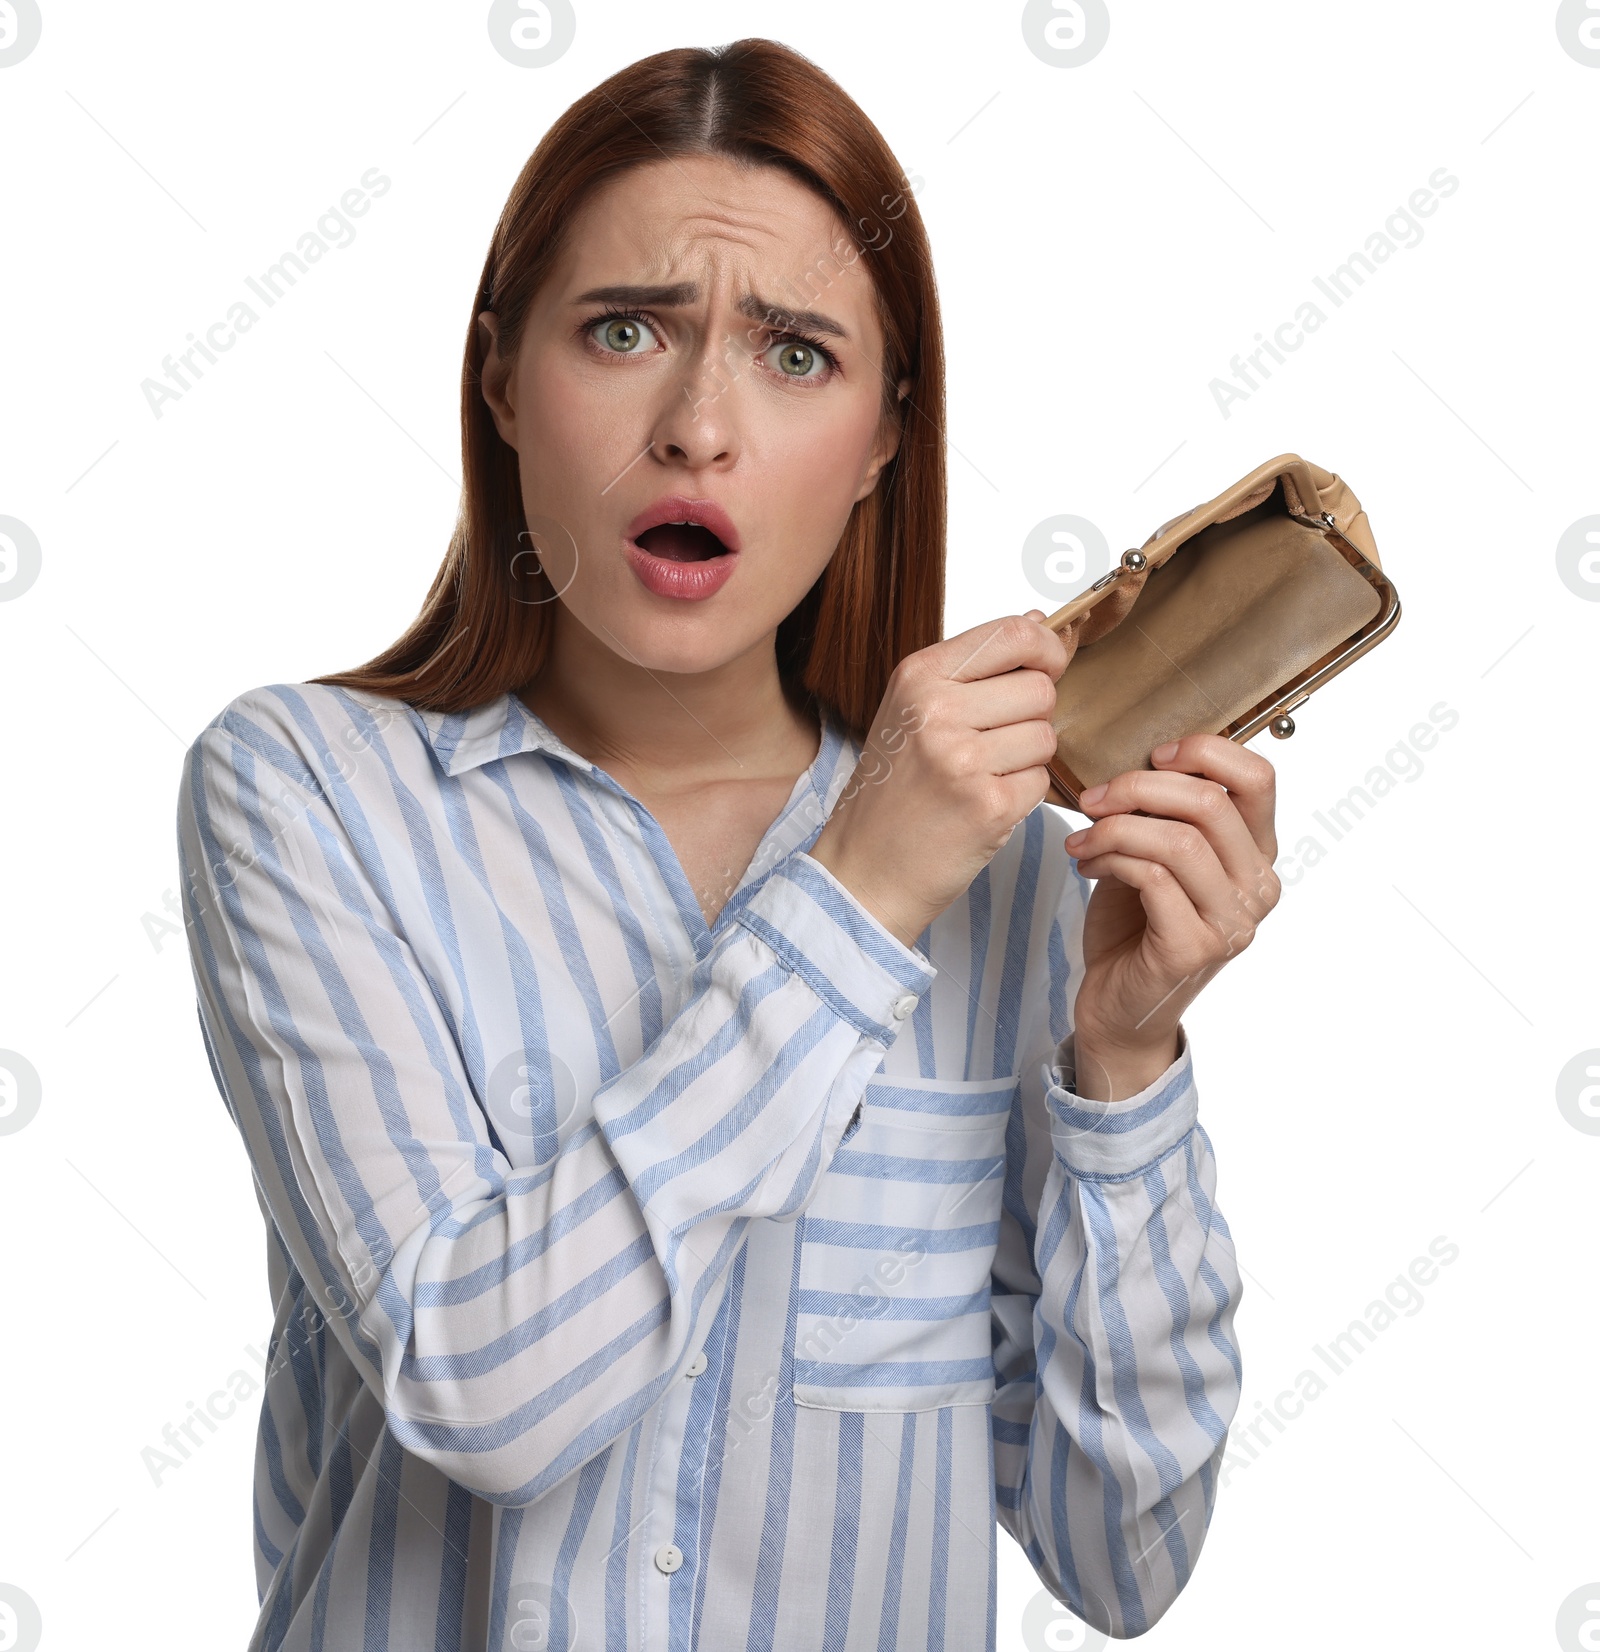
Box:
477 311 519 449
854 375 913 502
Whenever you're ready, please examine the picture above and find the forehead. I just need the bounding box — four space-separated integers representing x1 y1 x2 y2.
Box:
550 155 883 339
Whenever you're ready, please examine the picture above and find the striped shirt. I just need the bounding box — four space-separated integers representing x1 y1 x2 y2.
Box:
174 680 1243 1652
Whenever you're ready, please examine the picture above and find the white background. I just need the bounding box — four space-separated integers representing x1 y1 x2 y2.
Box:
1 2 1597 1648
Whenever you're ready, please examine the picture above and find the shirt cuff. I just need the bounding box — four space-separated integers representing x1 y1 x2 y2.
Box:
1043 1025 1199 1179
735 849 938 1043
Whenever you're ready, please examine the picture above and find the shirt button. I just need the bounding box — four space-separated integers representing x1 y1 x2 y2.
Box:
891 993 919 1020
685 1351 707 1377
654 1543 683 1574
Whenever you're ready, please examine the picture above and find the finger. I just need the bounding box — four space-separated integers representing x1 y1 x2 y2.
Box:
1150 732 1278 859
976 716 1060 778
1076 767 1265 897
935 613 1071 687
1067 813 1250 942
1071 851 1218 970
958 666 1061 731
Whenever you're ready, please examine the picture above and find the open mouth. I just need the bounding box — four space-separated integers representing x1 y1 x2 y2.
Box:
632 523 732 562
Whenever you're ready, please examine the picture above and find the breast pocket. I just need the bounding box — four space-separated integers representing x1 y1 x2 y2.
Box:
791 1072 1018 1413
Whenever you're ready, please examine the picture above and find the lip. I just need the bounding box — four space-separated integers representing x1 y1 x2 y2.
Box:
623 493 742 603
624 494 743 555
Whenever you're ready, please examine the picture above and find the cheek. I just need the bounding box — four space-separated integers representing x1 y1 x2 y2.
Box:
757 400 880 522
499 359 636 599
514 357 624 487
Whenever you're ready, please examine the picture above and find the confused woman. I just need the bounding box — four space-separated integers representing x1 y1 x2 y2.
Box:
177 38 1272 1651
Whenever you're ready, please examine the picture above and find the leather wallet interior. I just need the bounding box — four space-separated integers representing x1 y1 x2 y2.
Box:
1050 493 1383 790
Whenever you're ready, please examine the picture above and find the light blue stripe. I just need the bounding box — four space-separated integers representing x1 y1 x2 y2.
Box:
822 1412 863 1652
690 1252 747 1649
930 1407 953 1649
431 1481 473 1652
363 1430 404 1651
875 1413 917 1651
800 1218 1000 1253
991 809 1044 1079
865 1080 1015 1117
963 862 992 1080
553 1452 607 1652
608 1423 644 1647
797 1287 988 1322
830 1146 1005 1183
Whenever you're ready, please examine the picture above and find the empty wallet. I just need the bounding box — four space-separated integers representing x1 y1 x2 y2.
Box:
1041 453 1401 813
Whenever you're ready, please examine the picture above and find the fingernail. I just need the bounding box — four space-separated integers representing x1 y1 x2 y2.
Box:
1080 783 1107 805
1065 828 1089 848
1151 741 1179 763
1025 609 1045 622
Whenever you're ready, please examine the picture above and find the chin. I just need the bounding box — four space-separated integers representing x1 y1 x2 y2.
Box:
588 611 753 679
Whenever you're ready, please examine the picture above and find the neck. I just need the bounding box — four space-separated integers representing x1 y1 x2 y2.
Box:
515 606 821 795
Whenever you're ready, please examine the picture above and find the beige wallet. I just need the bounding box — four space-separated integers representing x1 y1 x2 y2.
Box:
1041 453 1401 813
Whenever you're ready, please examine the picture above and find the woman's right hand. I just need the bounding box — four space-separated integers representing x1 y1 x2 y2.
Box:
805 611 1070 950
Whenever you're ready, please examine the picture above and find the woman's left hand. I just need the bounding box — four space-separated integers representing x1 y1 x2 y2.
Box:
1062 733 1282 1101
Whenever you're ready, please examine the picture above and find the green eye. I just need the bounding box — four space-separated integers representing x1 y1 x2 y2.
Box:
591 317 653 356
774 342 819 377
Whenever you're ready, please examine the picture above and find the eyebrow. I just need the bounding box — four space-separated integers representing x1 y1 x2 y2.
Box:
571 282 851 342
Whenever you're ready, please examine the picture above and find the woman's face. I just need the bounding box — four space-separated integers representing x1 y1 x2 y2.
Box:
478 153 909 678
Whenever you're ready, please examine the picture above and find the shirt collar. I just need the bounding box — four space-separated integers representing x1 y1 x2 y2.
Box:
415 692 589 778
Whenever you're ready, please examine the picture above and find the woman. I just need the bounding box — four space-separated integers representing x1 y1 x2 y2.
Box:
176 38 1276 1652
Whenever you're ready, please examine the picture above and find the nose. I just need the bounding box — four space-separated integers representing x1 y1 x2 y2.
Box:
646 329 741 470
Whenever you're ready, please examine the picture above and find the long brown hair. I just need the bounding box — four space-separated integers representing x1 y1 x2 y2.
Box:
311 37 946 742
